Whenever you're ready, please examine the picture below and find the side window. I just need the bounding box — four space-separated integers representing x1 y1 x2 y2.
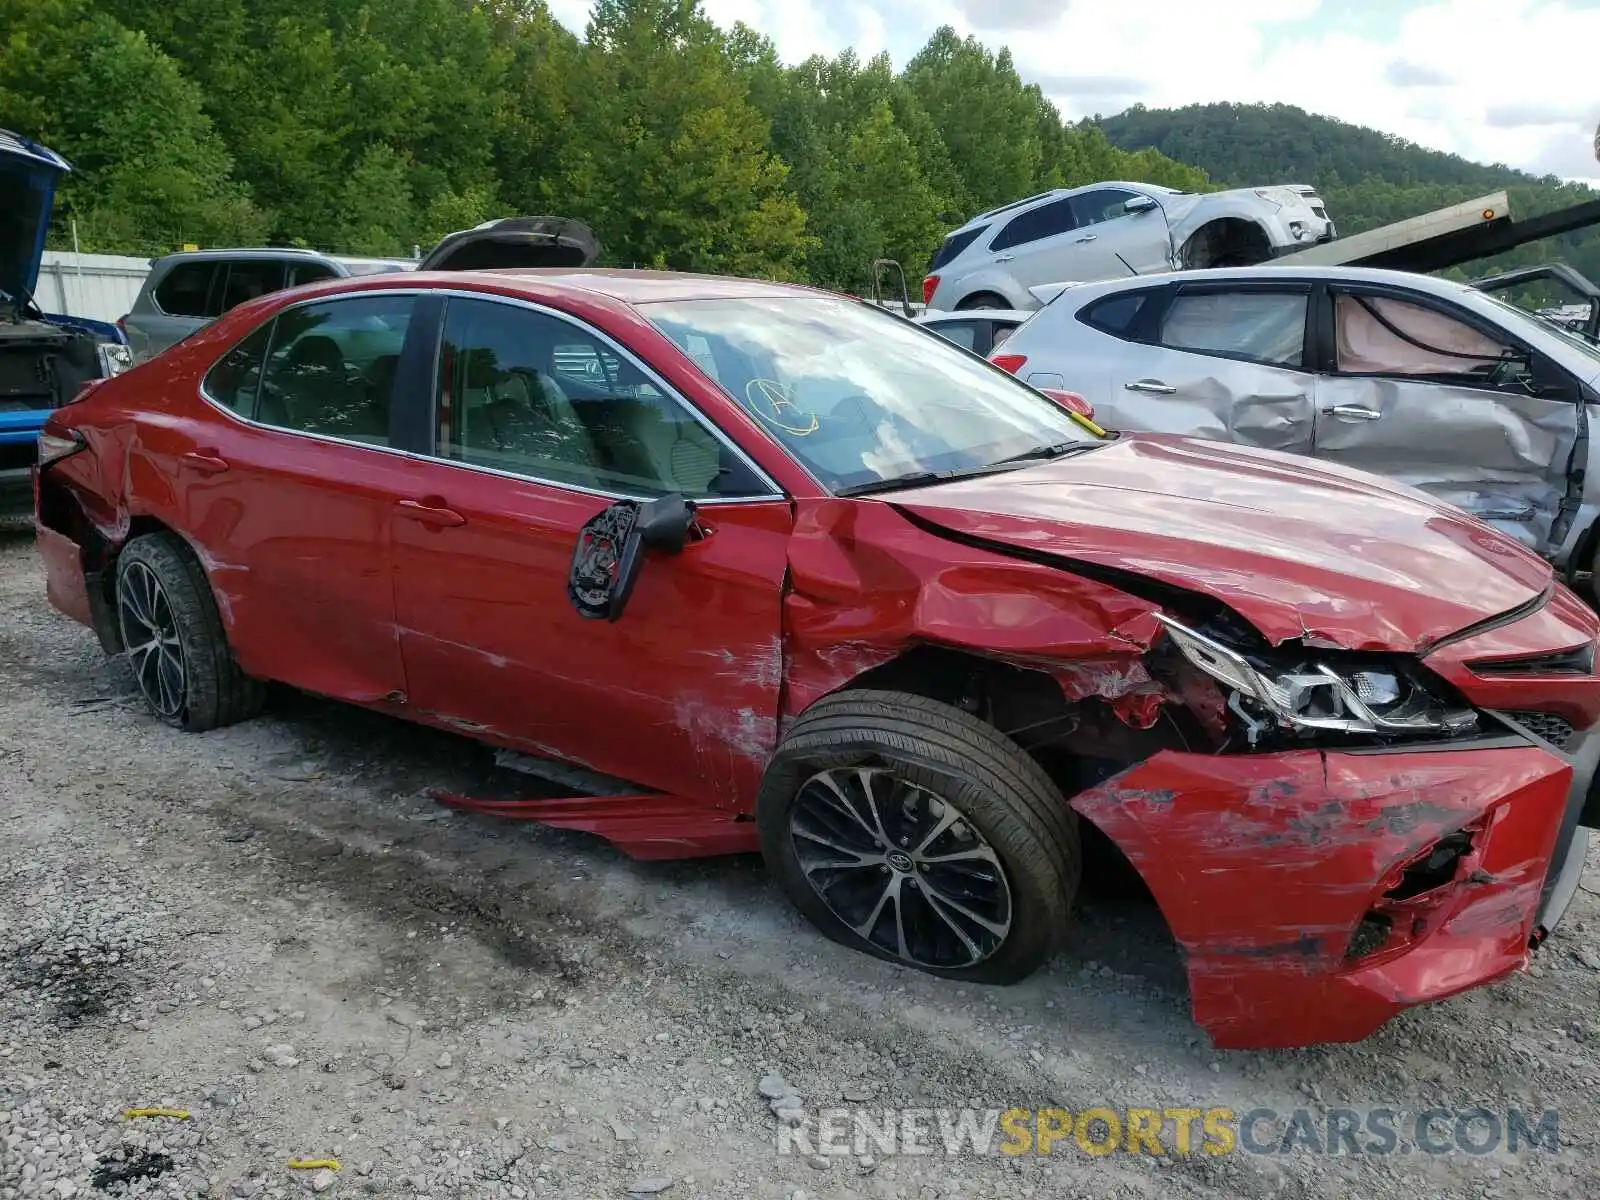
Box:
153 262 221 318
1080 290 1160 340
288 261 340 287
202 322 273 415
990 198 1078 252
926 320 980 351
1334 293 1515 379
1070 188 1141 227
219 261 287 313
1159 290 1308 368
435 298 766 499
253 295 414 444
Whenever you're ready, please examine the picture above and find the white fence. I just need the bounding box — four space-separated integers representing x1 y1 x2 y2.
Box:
35 251 151 325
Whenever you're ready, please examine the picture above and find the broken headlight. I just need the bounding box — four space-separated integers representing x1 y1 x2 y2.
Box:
97 341 134 377
1156 614 1478 744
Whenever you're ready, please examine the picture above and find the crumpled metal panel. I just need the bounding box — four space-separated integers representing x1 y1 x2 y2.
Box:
885 433 1554 651
1099 348 1317 456
1313 375 1579 553
1070 743 1572 1048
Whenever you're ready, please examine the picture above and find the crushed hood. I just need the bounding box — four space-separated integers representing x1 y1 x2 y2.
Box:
417 216 601 272
887 434 1554 652
0 129 70 309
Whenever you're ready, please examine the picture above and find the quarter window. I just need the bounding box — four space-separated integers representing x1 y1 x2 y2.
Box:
203 323 272 414
1159 290 1308 368
433 298 765 499
1080 290 1159 339
154 262 221 318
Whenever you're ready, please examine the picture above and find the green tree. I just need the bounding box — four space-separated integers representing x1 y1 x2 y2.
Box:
0 0 264 252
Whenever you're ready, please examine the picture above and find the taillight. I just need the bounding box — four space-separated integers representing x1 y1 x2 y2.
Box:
37 429 86 467
990 353 1027 374
922 275 939 306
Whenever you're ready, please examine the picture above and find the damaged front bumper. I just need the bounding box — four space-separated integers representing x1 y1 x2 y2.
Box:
1071 727 1594 1049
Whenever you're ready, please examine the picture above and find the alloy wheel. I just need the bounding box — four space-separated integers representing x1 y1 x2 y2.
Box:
117 560 187 720
789 767 1013 969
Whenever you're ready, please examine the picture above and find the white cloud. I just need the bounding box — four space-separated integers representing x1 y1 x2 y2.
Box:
548 0 1600 186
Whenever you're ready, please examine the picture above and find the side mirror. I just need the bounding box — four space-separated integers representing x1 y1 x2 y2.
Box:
567 494 698 622
1123 196 1159 215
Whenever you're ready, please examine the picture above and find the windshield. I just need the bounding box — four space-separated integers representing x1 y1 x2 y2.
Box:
1477 291 1600 370
641 295 1098 494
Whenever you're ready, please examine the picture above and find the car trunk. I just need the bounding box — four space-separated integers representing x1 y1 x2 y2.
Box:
417 216 601 272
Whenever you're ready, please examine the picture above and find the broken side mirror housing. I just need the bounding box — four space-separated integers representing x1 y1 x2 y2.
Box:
567 494 698 623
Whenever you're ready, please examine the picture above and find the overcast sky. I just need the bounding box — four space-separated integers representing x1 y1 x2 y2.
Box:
547 0 1600 187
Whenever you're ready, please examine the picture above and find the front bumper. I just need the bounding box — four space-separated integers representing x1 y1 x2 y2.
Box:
1071 733 1587 1049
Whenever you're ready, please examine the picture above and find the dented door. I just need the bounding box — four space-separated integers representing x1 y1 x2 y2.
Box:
1313 288 1583 554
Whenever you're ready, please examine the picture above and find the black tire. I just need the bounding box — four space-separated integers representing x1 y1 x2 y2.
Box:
114 532 265 731
756 689 1080 984
956 292 1007 311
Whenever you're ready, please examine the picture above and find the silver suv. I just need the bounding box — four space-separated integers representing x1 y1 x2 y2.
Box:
923 181 1334 312
121 248 414 362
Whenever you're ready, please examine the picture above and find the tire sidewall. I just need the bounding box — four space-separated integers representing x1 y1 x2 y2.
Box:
757 734 1066 984
115 538 213 730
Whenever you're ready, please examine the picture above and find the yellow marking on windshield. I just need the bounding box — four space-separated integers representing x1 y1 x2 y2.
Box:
746 378 820 436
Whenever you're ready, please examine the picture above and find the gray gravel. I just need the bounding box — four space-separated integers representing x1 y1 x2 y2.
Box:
4 524 1600 1198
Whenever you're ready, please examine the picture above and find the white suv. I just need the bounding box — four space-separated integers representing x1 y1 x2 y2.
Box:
923 181 1334 312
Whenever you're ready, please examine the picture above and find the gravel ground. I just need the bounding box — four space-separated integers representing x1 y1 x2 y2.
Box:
3 522 1600 1200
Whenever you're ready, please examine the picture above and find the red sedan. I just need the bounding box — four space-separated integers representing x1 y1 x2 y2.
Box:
32 255 1600 1048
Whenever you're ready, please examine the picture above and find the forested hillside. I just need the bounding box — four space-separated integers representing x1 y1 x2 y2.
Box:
0 0 1204 292
1096 102 1600 281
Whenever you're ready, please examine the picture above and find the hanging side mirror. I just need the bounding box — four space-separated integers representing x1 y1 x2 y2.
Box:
567 494 698 622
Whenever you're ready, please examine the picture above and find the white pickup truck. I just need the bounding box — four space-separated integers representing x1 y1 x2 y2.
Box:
922 180 1334 311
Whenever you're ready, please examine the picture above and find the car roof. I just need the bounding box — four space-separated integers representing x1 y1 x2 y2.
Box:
1055 264 1485 304
433 268 839 305
954 181 1180 232
151 247 414 268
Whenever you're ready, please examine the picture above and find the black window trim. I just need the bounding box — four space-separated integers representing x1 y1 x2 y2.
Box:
1076 283 1173 343
419 290 787 505
1154 279 1315 370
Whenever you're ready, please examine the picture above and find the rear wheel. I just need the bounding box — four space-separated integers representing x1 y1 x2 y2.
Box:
756 690 1080 983
956 292 1007 311
115 532 264 731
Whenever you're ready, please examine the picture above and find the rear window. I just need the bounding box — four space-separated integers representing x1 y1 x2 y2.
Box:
1080 291 1160 340
929 227 988 271
154 262 220 318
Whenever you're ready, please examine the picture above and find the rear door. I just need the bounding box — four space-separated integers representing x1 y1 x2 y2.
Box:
183 291 435 702
1311 283 1584 553
1091 281 1318 454
987 197 1086 289
1066 188 1171 276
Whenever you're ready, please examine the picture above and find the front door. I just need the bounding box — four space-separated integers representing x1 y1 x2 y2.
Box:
178 291 431 701
1312 284 1584 554
388 294 792 807
1067 188 1171 276
1097 281 1319 454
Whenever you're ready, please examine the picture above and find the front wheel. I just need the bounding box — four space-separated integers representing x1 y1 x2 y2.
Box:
756 690 1080 983
114 532 264 731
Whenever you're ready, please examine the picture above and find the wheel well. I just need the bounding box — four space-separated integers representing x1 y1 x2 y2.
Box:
82 515 186 653
1180 218 1272 269
956 291 1008 311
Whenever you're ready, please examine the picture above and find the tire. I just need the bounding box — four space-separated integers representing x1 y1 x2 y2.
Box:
956 292 1007 311
114 532 265 731
756 689 1080 984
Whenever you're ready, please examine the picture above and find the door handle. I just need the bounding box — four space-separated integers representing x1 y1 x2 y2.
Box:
1075 234 1098 243
180 449 229 475
993 253 1015 263
1124 379 1177 395
1322 405 1382 421
396 498 466 528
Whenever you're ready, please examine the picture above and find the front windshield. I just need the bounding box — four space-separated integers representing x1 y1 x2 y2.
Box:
1477 291 1600 370
641 295 1098 493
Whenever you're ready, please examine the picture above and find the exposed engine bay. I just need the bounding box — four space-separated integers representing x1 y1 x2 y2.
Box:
0 304 100 416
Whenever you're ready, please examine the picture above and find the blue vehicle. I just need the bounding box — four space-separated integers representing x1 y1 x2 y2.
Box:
1 128 132 517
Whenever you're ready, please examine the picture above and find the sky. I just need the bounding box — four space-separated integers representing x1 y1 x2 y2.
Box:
546 0 1600 187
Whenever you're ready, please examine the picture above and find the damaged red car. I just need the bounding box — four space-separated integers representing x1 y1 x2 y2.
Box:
33 241 1600 1049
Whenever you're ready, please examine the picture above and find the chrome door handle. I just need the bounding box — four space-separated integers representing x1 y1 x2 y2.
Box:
1322 405 1381 420
1124 379 1177 395
1075 234 1098 243
993 253 1015 263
